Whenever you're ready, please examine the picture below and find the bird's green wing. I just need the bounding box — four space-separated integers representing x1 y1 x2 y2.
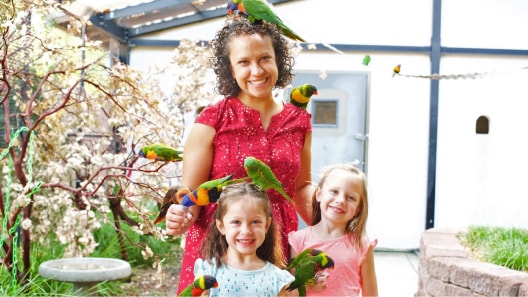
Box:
286 248 313 270
244 0 282 23
197 174 234 190
151 143 183 161
243 0 305 42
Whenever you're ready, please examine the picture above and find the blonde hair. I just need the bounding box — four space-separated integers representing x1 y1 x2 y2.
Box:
311 164 369 249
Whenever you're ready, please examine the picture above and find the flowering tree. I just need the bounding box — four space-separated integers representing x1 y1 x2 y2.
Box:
0 0 215 285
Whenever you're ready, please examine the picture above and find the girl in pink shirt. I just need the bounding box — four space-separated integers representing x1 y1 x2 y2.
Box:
288 164 378 296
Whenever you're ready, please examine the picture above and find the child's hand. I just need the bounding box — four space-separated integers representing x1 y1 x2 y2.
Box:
307 270 329 292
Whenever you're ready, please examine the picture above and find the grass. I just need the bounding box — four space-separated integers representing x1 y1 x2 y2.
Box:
458 225 528 272
0 211 182 296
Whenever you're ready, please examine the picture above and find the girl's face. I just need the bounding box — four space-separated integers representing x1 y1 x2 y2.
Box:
316 169 363 226
216 196 271 257
228 33 278 101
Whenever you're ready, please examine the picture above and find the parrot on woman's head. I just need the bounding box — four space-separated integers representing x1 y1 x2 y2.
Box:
179 274 218 297
231 0 305 42
243 156 293 204
139 143 183 162
290 84 318 110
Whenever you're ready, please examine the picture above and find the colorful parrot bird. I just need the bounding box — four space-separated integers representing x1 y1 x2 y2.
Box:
290 84 318 110
231 0 306 42
154 185 191 224
227 0 242 15
179 274 218 297
139 143 183 162
180 174 249 207
362 54 371 66
393 64 401 77
243 156 293 203
286 249 335 296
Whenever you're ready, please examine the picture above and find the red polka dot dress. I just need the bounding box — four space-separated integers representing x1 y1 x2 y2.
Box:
176 96 312 294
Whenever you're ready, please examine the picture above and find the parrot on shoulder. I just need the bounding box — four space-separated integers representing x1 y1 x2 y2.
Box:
243 156 293 204
180 174 249 207
154 185 191 224
139 143 183 162
179 274 218 297
232 0 305 42
290 84 318 110
286 248 335 296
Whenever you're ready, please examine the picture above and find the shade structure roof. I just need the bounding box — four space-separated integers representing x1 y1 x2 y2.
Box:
58 0 295 43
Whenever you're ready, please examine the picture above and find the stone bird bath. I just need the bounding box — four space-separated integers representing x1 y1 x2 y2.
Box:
39 257 131 296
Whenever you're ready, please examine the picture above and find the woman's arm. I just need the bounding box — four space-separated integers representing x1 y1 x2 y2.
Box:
361 247 379 297
165 123 215 236
294 132 314 225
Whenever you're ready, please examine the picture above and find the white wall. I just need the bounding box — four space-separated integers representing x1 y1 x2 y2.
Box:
128 0 528 250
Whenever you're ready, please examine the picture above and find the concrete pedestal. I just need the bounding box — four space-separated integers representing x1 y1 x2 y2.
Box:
39 257 131 296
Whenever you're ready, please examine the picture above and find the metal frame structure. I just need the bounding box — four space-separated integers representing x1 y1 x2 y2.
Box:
62 0 528 230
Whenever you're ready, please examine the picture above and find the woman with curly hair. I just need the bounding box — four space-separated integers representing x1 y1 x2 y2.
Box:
165 16 313 294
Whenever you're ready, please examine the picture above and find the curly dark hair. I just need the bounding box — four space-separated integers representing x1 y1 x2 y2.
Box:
209 17 295 97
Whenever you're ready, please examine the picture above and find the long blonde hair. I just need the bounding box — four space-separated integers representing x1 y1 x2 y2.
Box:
311 164 369 249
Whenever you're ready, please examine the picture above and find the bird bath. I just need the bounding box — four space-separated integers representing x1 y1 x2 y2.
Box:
39 257 131 296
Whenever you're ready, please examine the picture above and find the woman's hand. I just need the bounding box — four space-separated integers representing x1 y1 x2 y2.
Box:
165 204 193 236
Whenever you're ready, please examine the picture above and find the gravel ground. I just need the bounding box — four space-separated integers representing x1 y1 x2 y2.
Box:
120 247 183 296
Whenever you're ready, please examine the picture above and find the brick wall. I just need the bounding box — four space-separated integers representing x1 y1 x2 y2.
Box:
417 228 528 297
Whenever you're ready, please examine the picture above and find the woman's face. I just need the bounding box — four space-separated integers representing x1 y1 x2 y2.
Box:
228 33 278 101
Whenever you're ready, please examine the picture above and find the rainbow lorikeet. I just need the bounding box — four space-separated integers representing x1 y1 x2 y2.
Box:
232 0 306 42
243 156 293 203
362 54 371 66
180 174 249 207
179 274 218 297
153 185 191 224
139 143 183 162
287 249 335 296
393 64 401 77
227 0 242 15
290 84 318 110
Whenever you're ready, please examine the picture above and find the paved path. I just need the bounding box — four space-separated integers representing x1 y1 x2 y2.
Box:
375 250 419 297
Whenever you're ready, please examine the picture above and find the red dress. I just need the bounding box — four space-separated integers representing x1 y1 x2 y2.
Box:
176 96 312 294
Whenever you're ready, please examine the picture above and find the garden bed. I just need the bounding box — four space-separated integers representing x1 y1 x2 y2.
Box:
417 228 528 296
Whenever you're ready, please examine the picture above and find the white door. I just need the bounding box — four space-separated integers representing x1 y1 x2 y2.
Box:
285 70 370 228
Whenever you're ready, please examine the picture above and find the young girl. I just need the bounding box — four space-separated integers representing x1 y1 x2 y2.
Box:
194 182 296 297
288 164 378 296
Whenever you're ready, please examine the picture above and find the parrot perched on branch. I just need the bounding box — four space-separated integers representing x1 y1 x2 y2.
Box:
139 143 183 162
153 185 191 224
286 249 335 296
180 174 249 207
179 274 218 297
231 0 306 42
290 84 318 110
243 156 293 203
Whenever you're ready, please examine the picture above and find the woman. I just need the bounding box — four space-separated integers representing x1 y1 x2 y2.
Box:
165 17 313 294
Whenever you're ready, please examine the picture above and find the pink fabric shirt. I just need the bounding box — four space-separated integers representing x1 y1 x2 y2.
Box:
288 226 378 297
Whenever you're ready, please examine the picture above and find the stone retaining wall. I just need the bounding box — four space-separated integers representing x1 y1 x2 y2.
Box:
417 228 528 297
